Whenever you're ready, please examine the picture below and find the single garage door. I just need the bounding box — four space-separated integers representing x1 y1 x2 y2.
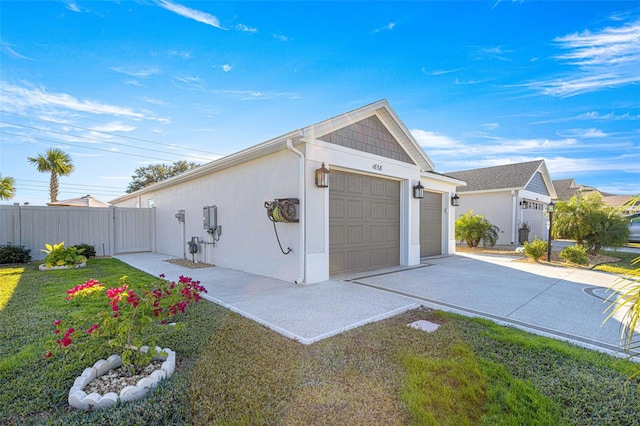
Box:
420 191 442 257
329 171 400 276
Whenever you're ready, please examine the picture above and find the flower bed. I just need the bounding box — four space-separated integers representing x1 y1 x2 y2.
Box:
68 347 175 410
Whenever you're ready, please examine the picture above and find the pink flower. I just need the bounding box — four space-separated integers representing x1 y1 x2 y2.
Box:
45 352 52 358
54 319 61 326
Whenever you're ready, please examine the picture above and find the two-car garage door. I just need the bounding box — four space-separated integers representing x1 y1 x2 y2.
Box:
329 171 400 276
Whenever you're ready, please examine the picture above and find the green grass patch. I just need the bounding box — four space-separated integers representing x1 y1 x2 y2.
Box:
595 250 639 275
1 262 639 425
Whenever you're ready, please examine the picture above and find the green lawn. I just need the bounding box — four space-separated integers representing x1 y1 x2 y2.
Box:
1 258 639 425
595 250 639 275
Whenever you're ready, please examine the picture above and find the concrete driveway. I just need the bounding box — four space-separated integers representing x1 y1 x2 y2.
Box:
115 252 638 356
348 252 634 355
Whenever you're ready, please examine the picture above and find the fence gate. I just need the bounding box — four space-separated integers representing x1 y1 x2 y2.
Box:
113 207 155 254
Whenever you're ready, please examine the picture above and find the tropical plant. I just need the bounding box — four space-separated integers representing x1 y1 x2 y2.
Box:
45 274 207 371
553 193 629 255
41 242 87 268
455 210 500 248
73 243 96 258
126 160 199 193
27 148 74 202
604 195 640 381
0 174 16 200
0 243 31 264
559 244 589 265
523 238 547 262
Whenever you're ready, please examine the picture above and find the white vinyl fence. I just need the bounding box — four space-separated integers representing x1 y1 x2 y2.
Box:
0 204 155 260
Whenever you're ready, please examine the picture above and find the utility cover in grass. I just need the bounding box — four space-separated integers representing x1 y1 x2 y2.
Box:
408 320 440 333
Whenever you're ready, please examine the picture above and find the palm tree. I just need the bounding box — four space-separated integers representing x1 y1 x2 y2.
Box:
27 148 75 202
0 174 16 200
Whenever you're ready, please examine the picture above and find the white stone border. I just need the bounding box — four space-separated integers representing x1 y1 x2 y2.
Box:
68 346 175 410
39 262 87 271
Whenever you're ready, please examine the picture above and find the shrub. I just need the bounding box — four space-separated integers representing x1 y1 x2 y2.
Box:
523 238 547 262
73 243 96 258
45 274 207 371
559 245 589 265
41 242 87 268
0 243 31 264
455 210 500 248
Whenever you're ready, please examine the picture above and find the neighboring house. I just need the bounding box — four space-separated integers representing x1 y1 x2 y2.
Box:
447 160 557 245
110 100 464 284
47 194 110 207
553 178 639 215
552 178 603 201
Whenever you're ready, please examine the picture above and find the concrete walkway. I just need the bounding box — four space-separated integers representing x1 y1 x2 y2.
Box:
115 252 638 356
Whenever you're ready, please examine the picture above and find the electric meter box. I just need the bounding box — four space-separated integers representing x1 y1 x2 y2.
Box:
203 206 217 230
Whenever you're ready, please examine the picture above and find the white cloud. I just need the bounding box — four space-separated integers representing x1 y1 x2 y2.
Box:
0 81 169 123
482 123 499 130
1 41 33 60
111 66 160 78
273 32 290 42
214 64 232 72
556 128 607 138
235 24 257 33
173 75 204 90
66 2 80 12
155 0 225 30
411 129 463 149
89 122 136 132
534 18 640 96
372 22 396 33
168 50 192 59
421 67 461 76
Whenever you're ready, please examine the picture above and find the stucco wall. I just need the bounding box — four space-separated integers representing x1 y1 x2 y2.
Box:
114 150 302 282
456 192 515 245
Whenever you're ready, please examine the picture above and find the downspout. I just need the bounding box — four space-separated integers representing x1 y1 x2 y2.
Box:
286 138 305 284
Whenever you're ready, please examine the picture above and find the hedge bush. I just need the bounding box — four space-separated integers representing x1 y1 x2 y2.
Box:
73 243 96 258
559 245 589 265
0 243 31 264
523 238 547 262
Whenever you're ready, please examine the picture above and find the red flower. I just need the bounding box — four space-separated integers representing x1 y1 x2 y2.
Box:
54 319 61 326
45 352 52 358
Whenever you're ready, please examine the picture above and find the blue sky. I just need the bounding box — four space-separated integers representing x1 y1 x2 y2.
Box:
1 0 639 205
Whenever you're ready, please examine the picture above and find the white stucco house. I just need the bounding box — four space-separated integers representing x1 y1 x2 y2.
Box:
447 160 557 245
110 100 464 284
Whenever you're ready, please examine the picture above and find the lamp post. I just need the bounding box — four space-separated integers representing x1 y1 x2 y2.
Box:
546 201 555 262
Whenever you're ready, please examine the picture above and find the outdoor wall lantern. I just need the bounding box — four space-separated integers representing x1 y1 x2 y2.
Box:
451 193 460 206
315 162 329 188
413 182 425 199
520 199 529 209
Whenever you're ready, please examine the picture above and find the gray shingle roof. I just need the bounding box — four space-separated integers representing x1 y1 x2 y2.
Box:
552 178 604 200
448 160 544 192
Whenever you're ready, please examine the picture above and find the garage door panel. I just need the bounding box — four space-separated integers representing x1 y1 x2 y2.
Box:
348 225 364 244
330 225 345 245
348 200 363 218
370 202 385 219
420 191 443 257
330 170 400 276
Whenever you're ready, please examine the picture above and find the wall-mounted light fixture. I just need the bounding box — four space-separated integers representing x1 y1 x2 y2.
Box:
451 193 460 206
315 162 329 188
413 182 425 199
520 199 529 209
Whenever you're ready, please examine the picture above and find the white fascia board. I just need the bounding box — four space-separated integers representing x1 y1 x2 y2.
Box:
458 188 523 196
421 171 466 187
109 130 300 204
